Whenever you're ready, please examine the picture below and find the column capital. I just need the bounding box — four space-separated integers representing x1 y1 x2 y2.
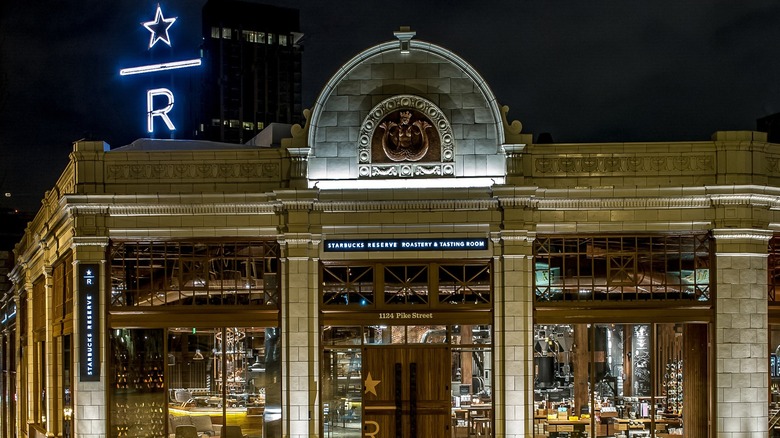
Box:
278 233 321 259
712 228 772 255
712 228 772 242
494 230 535 256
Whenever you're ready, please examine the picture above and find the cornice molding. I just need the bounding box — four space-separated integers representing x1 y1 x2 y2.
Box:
313 199 498 212
67 203 279 216
711 194 776 207
500 193 780 210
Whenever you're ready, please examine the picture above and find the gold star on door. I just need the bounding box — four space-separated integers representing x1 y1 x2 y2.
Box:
364 372 381 396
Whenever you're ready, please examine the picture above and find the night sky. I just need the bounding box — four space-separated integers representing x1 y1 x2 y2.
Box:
1 0 779 212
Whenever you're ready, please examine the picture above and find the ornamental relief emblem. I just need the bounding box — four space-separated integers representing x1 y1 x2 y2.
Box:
359 94 454 178
374 110 437 162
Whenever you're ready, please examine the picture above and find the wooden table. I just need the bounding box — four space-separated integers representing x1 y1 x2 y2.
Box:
465 405 492 437
545 418 590 438
613 417 682 434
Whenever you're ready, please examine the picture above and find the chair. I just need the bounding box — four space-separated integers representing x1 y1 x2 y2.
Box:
175 425 198 438
221 425 244 438
174 389 194 407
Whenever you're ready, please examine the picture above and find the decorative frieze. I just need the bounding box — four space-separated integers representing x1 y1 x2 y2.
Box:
365 163 452 177
106 162 280 181
532 155 714 175
765 156 780 174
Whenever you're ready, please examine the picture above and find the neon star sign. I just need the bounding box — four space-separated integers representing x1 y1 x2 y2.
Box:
119 4 201 134
143 4 177 48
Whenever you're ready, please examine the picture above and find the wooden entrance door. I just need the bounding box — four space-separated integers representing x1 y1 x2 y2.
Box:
362 346 451 438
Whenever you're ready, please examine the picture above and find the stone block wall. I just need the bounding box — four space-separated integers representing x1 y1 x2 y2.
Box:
309 42 504 182
714 230 769 437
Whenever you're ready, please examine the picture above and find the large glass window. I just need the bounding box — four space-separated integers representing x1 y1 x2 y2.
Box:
110 241 279 307
109 329 166 438
110 326 281 438
53 253 73 321
62 335 72 438
771 326 780 433
321 261 492 309
534 235 711 303
532 323 708 438
167 327 281 438
768 237 780 429
1 314 16 438
770 237 780 302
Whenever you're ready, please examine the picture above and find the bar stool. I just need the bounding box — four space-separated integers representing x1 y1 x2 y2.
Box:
472 417 491 436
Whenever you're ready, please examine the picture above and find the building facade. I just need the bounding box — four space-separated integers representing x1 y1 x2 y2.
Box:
3 32 777 438
199 0 303 144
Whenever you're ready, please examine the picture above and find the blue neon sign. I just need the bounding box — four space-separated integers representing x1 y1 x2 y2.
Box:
119 4 201 134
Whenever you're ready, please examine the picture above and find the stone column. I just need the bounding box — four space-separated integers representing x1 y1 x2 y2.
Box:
713 229 770 437
22 268 34 430
71 237 109 438
280 234 320 438
43 264 57 435
8 263 26 436
495 230 534 437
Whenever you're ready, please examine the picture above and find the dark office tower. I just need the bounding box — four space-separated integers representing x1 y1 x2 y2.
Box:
200 0 303 143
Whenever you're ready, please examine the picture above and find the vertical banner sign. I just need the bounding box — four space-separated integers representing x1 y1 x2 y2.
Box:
79 264 100 382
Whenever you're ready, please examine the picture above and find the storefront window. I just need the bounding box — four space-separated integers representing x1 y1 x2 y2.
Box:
110 329 166 438
110 326 281 438
167 327 280 438
770 327 780 414
62 335 72 438
321 261 492 308
1 300 16 438
769 237 780 302
321 265 374 306
384 265 429 305
534 235 711 303
763 236 779 423
322 324 492 437
532 323 707 437
109 241 279 307
439 264 491 305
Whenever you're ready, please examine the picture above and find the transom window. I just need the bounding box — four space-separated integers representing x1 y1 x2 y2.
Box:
110 241 280 307
321 261 491 309
534 234 711 303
